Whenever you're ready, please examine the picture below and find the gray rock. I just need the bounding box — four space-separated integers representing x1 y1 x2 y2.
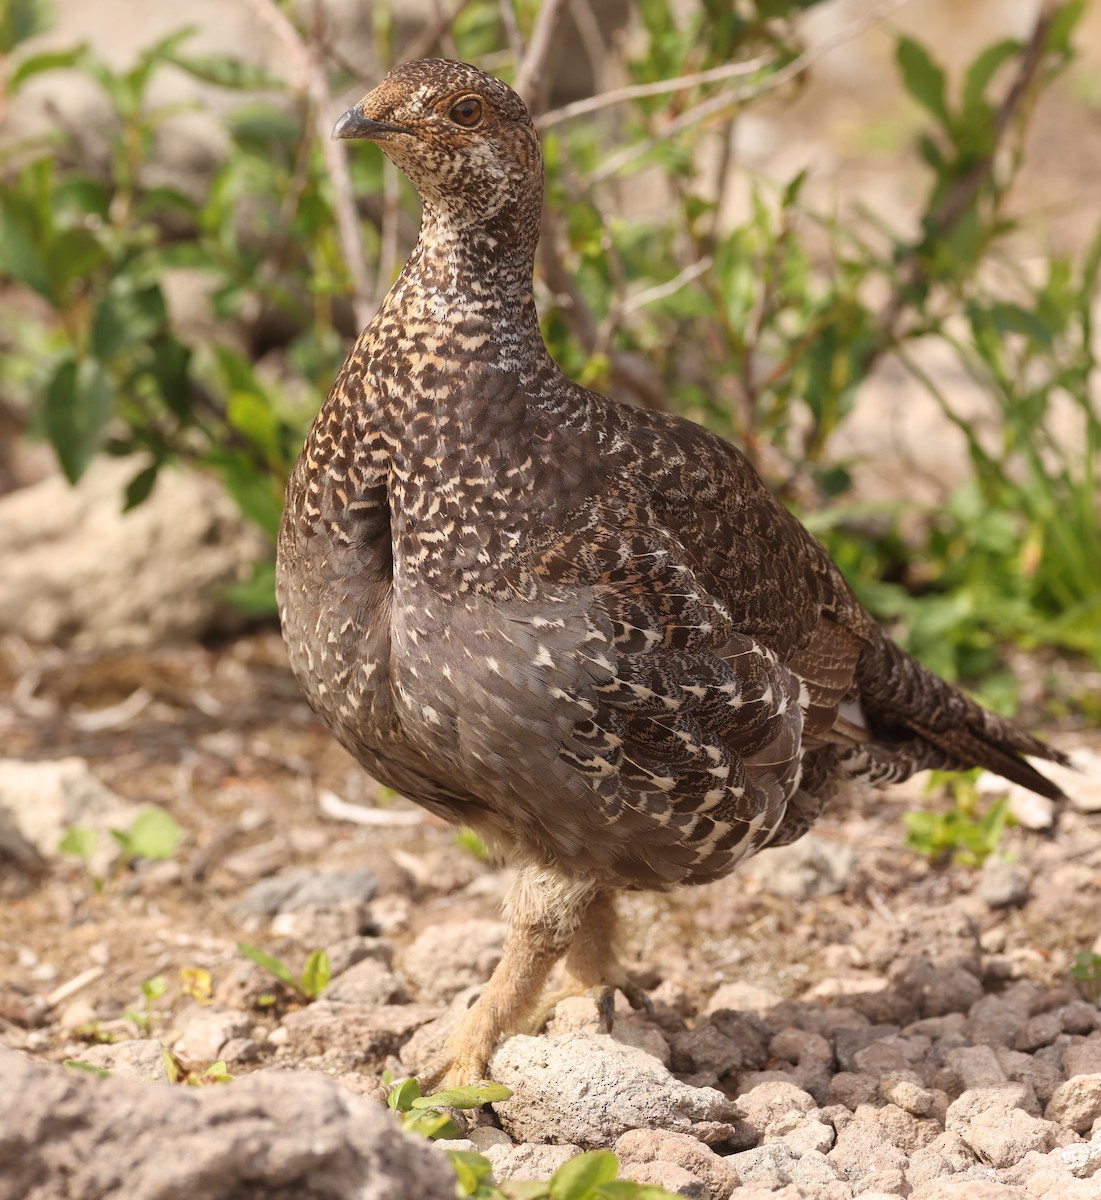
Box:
1014 1012 1063 1053
995 1046 1065 1105
0 757 143 875
881 1074 934 1116
324 958 407 1006
281 1000 439 1062
911 1181 1028 1199
946 1044 1010 1089
976 859 1029 909
490 1033 738 1149
1047 1073 1101 1134
763 1110 836 1155
735 1079 818 1138
618 1160 708 1198
946 1085 1039 1134
876 1102 941 1155
1051 1140 1101 1178
614 1128 741 1199
77 1039 172 1082
237 868 378 917
173 1009 252 1065
749 833 857 900
0 1046 456 1200
827 1118 908 1186
0 457 266 651
482 1142 581 1180
962 1106 1061 1168
400 919 505 1003
1063 1042 1101 1078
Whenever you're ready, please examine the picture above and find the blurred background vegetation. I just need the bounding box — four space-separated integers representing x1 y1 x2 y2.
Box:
0 0 1098 719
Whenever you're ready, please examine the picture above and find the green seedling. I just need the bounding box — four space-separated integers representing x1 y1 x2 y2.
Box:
123 974 167 1036
237 943 331 1001
1070 951 1101 1003
162 1047 233 1086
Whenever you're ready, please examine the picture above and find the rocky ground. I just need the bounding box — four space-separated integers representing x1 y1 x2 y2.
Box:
1 626 1100 1199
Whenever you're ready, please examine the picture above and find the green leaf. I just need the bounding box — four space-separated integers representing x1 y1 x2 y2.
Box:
237 943 298 991
224 558 279 617
43 357 114 482
896 36 950 129
300 949 331 998
387 1077 423 1113
410 1082 513 1111
550 1151 620 1199
141 975 167 1002
47 226 108 291
166 50 282 91
962 39 1020 120
0 0 53 54
63 1059 111 1079
447 1151 495 1196
58 825 97 860
124 462 160 510
121 808 183 861
404 1109 461 1139
162 1048 185 1084
0 206 52 298
8 45 86 91
1048 0 1087 56
91 284 168 359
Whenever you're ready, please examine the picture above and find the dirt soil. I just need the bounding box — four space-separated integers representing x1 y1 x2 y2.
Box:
0 629 1098 1075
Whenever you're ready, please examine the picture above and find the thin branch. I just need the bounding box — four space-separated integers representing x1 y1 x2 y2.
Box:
245 0 375 327
513 0 571 113
537 54 771 131
869 0 1061 364
498 0 524 62
406 0 477 61
590 0 914 184
619 256 713 317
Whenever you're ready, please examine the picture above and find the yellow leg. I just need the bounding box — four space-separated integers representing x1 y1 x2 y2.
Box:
420 866 597 1089
547 889 653 1031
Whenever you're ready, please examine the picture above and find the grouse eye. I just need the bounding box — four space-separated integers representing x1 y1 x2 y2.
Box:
449 97 483 128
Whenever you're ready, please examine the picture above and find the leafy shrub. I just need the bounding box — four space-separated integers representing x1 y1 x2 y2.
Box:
1 0 1097 690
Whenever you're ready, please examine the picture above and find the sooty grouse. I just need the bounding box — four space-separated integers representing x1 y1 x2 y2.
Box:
277 58 1067 1085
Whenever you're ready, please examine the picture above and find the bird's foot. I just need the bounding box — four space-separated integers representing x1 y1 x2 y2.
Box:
536 971 655 1034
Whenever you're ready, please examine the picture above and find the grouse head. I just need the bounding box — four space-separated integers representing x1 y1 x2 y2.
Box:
334 59 543 239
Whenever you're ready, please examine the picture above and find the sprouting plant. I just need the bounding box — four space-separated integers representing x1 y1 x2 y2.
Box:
162 1048 233 1086
384 1078 680 1198
236 943 331 1003
58 806 183 890
123 975 167 1036
63 1059 112 1079
904 771 1012 867
111 807 184 869
1070 951 1101 1004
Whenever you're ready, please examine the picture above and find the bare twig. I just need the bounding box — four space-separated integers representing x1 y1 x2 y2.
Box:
590 0 914 183
498 0 524 61
513 0 571 113
619 256 714 317
406 0 477 61
245 0 375 327
538 55 771 130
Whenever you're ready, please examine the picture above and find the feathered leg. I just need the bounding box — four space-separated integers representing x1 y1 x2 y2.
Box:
422 865 596 1088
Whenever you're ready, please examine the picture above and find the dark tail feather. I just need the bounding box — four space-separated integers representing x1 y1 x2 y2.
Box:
855 636 1069 802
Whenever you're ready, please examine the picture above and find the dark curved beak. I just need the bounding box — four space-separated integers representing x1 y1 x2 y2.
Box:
332 103 405 141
